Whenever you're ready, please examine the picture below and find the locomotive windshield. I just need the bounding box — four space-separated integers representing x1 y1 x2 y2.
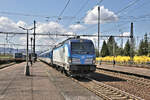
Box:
71 42 95 54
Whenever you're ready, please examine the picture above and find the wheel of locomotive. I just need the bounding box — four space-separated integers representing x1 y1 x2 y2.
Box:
58 66 61 71
55 65 58 70
64 70 70 77
60 67 64 73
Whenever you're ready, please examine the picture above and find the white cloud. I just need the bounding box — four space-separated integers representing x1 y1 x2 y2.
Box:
69 24 85 31
0 16 104 51
0 17 66 35
84 5 118 24
35 21 68 49
120 32 130 36
0 16 27 49
19 36 26 44
0 16 69 50
17 21 27 28
36 21 66 33
66 31 76 35
0 17 19 32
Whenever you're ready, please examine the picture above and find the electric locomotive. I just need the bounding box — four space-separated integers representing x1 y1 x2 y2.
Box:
53 37 96 76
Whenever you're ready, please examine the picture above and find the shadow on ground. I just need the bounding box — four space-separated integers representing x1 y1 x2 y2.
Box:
89 72 126 82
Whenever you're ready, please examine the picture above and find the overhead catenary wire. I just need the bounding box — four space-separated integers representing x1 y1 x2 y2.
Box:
76 0 103 23
66 0 90 26
68 0 140 34
0 31 131 38
0 43 54 46
68 0 103 34
0 0 141 23
118 0 150 16
116 0 141 15
58 0 71 19
0 0 145 38
95 0 141 34
77 0 140 24
0 0 146 52
74 0 90 17
66 0 103 29
96 0 141 22
54 0 71 36
0 11 75 20
96 0 103 5
0 11 48 18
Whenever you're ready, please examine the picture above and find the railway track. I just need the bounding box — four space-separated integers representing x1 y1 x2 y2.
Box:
44 62 144 100
0 62 16 69
96 68 150 88
72 77 143 100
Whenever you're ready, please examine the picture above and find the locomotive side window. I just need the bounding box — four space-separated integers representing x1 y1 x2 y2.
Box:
63 47 65 52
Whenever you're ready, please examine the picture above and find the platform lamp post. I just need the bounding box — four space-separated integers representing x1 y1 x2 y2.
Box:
19 26 34 76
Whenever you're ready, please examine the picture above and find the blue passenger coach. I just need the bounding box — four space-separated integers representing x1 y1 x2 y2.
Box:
40 37 96 77
39 50 52 64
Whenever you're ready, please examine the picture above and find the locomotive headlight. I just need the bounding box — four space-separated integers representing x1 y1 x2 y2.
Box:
93 58 96 64
68 57 72 63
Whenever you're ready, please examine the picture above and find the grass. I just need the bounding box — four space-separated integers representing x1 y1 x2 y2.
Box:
0 54 13 59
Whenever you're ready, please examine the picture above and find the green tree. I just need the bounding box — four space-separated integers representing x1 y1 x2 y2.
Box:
95 48 99 57
100 40 109 57
107 36 118 56
144 33 148 55
138 40 144 55
148 42 150 56
124 39 130 56
138 33 149 56
116 47 124 56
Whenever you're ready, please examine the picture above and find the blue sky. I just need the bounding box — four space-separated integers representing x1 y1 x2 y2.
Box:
0 0 149 34
0 0 150 50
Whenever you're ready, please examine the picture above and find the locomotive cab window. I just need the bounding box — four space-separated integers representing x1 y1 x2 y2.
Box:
71 42 94 54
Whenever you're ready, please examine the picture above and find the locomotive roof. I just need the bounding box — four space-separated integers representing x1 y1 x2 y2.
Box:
54 37 92 49
63 38 91 43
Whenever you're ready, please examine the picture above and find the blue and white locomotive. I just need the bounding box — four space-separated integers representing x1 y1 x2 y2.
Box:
39 37 96 77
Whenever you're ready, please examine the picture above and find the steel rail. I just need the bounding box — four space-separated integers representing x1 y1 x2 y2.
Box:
96 69 150 88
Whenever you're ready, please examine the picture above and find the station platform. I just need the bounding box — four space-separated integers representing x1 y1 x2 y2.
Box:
97 64 150 78
0 61 101 100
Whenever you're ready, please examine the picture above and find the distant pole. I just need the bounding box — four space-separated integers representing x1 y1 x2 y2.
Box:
130 22 134 63
136 36 139 50
121 37 123 48
98 6 100 57
119 29 123 48
17 48 18 53
148 33 150 55
33 20 36 62
31 37 33 60
4 42 5 55
4 34 6 55
113 38 115 67
113 38 115 56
